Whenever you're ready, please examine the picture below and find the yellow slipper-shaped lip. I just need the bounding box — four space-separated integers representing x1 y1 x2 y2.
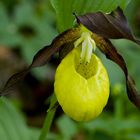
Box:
54 48 110 121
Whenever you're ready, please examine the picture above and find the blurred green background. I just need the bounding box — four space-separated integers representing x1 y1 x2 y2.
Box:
0 0 140 140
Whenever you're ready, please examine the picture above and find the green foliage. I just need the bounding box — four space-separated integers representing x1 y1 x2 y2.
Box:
0 0 57 79
0 97 39 140
14 1 57 62
1 96 138 140
57 115 78 140
56 113 140 140
0 4 20 46
0 97 60 140
51 0 130 32
0 0 140 140
103 38 140 90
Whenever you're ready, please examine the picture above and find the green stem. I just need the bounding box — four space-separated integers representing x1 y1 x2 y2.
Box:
114 95 123 140
115 96 123 119
38 94 57 140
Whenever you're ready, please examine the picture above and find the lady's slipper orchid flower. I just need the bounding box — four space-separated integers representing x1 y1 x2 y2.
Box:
1 7 140 121
55 47 109 121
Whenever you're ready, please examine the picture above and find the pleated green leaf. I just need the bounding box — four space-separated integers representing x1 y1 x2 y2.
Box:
0 97 38 140
51 0 130 32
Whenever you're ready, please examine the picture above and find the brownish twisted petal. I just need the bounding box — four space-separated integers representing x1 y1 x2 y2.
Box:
0 27 81 95
76 7 140 45
59 41 74 61
92 33 140 109
31 27 80 67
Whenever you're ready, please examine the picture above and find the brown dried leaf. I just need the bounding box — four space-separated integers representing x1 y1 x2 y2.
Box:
92 33 140 109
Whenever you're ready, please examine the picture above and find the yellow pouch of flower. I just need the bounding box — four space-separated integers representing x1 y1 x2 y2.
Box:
54 48 109 121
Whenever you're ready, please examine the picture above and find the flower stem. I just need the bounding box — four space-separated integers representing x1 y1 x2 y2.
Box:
38 94 57 140
114 94 123 140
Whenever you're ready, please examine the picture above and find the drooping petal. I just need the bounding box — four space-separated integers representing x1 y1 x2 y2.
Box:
92 33 140 109
0 27 81 95
31 27 81 67
76 7 140 45
59 41 74 60
54 48 110 121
